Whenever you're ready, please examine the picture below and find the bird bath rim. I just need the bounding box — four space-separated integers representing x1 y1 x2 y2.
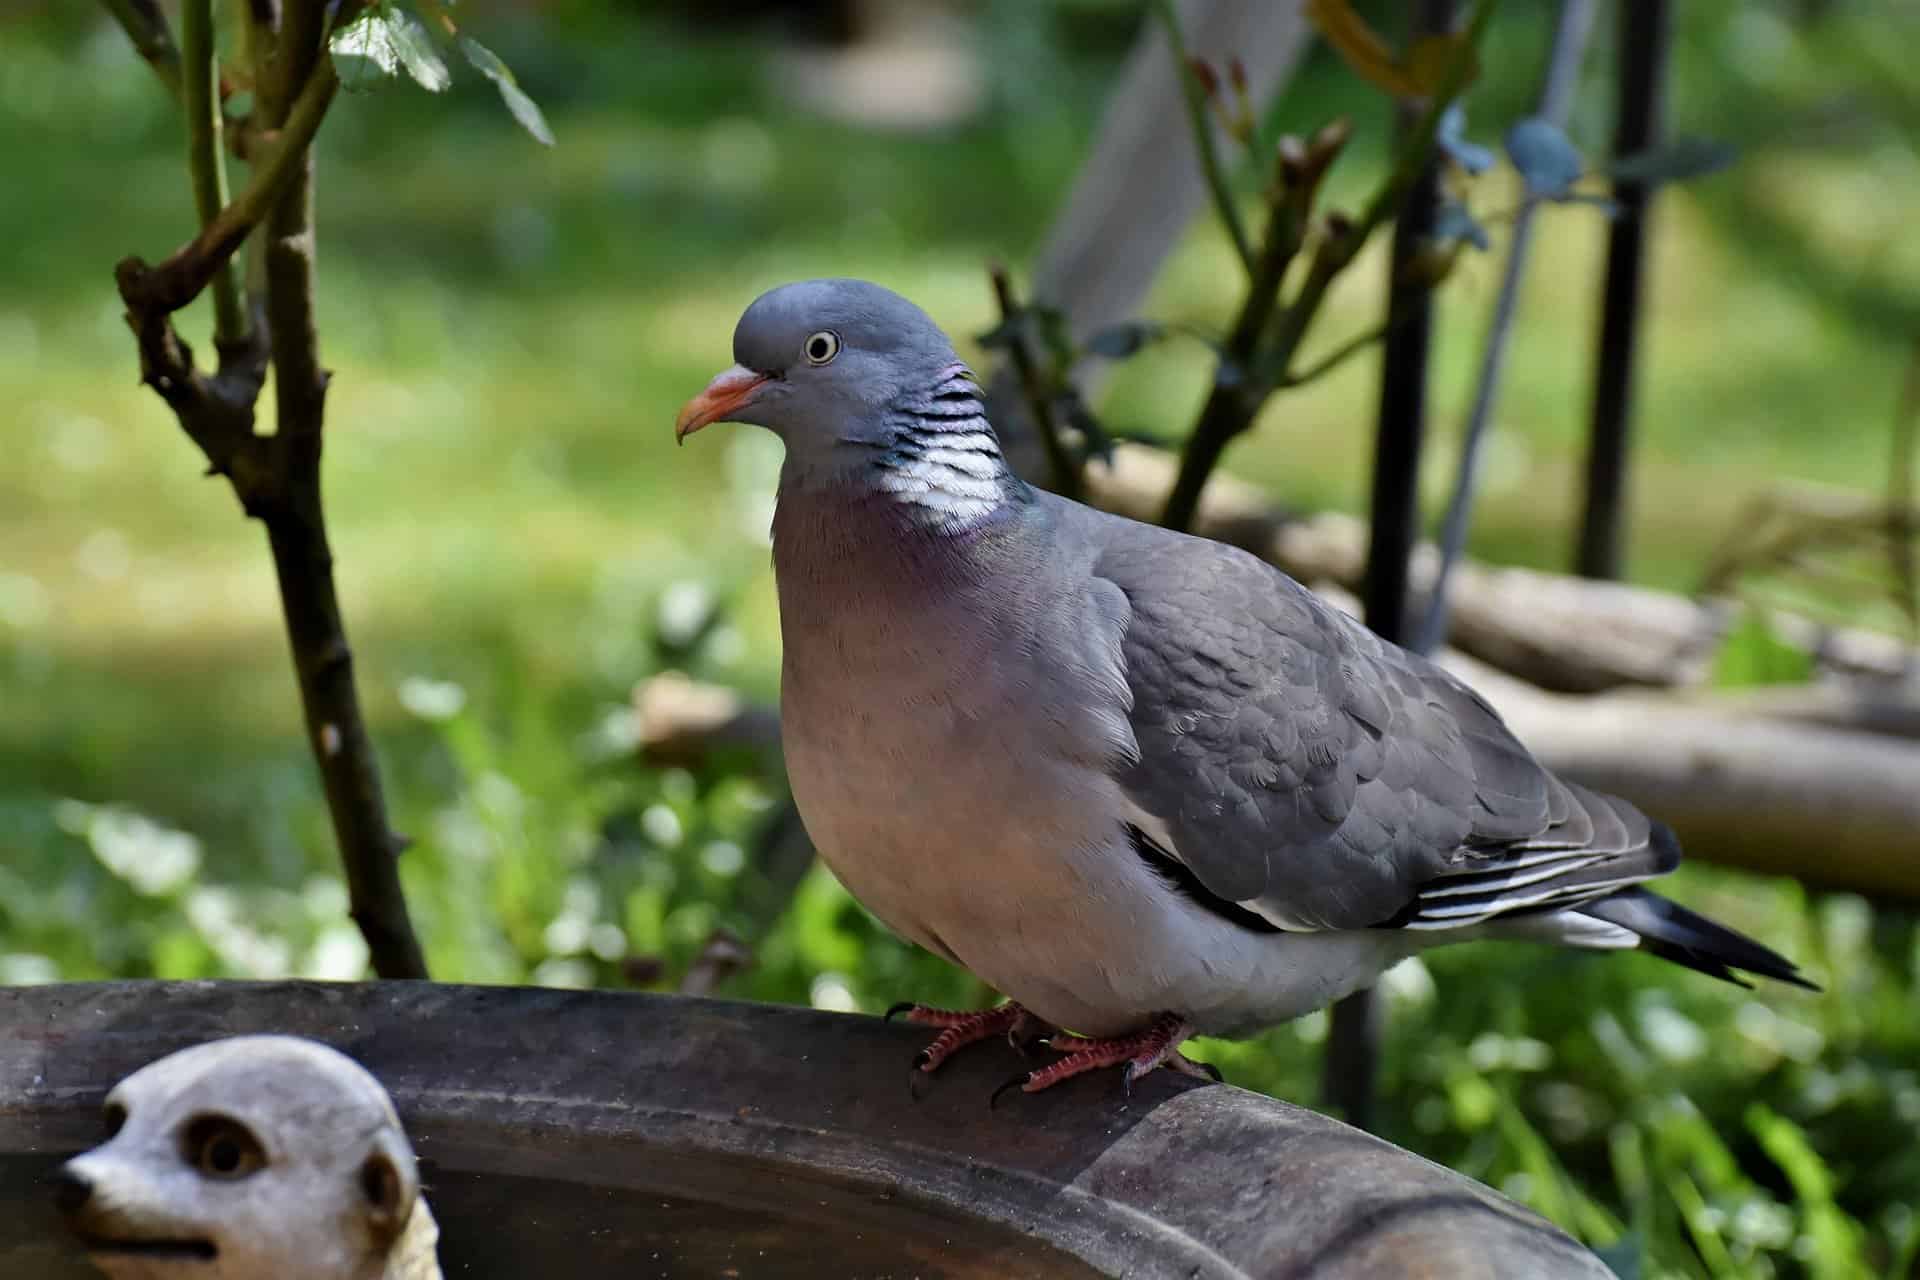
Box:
0 980 1609 1279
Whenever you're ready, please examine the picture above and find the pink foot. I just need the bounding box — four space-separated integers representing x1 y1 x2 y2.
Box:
991 1013 1218 1106
886 1001 1053 1092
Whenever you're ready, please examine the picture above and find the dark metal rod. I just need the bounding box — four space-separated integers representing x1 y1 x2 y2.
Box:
1416 0 1598 654
1358 37 1450 648
1575 0 1671 580
1329 0 1457 1133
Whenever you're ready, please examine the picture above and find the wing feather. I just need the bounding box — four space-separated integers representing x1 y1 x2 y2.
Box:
1087 513 1678 934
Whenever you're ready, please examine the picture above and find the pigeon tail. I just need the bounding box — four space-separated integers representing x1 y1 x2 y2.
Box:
1576 887 1819 990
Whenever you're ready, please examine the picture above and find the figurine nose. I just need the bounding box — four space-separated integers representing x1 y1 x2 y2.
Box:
52 1165 93 1215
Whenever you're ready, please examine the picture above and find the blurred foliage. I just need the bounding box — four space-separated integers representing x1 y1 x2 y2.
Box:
3 2 1920 1277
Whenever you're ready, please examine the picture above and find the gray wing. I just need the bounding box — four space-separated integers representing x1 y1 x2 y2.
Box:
1086 512 1675 933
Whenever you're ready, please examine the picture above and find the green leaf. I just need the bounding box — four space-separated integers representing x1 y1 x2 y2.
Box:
1505 117 1583 199
1033 304 1074 371
1607 136 1738 186
1056 389 1113 465
974 315 1022 351
1437 104 1495 175
329 9 403 93
1746 1104 1871 1276
1710 611 1815 688
1433 200 1490 250
390 8 451 93
1084 321 1165 360
459 36 555 146
1561 192 1623 217
1404 32 1475 98
1306 0 1440 99
1591 1236 1641 1280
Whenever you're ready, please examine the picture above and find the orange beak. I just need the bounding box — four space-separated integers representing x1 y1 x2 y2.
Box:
675 365 769 444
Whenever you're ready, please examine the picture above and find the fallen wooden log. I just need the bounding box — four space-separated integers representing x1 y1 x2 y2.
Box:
1084 443 1916 694
633 657 1920 899
1444 654 1920 902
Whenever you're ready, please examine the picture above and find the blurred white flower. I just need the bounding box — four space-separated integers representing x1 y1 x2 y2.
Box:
705 624 746 667
641 803 683 848
563 879 601 918
584 703 643 760
0 572 51 629
532 958 594 989
433 806 495 862
398 676 467 721
1380 955 1436 1007
1735 1000 1825 1063
808 972 859 1013
656 580 715 648
56 799 200 897
701 840 745 877
1468 1032 1552 1072
543 915 589 956
474 771 524 822
0 953 58 985
186 887 291 978
301 876 350 922
1729 1197 1795 1250
301 926 369 981
588 923 627 962
1636 1003 1706 1064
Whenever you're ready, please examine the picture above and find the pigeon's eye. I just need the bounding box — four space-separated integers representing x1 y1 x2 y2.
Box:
803 330 840 365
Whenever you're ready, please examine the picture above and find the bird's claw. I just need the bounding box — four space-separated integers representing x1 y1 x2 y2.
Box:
989 1072 1032 1110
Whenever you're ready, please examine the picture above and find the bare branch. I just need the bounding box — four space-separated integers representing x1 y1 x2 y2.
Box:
118 296 271 502
102 0 183 99
989 264 1082 500
182 0 248 346
1283 320 1387 388
1892 339 1920 638
1150 0 1254 274
1153 123 1352 532
1158 0 1496 532
109 9 428 978
254 25 426 979
118 60 339 319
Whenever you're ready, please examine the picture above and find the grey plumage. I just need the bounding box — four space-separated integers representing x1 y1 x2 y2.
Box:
677 279 1810 1057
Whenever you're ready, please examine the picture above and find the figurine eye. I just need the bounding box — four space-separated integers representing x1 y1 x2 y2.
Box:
182 1115 266 1180
803 331 840 365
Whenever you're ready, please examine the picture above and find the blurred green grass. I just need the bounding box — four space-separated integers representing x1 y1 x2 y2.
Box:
4 3 1919 1276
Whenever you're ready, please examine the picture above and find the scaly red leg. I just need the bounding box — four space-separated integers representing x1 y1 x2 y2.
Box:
885 1001 1053 1088
991 1013 1218 1106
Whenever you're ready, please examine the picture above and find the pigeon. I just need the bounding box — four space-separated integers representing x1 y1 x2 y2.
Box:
675 278 1812 1097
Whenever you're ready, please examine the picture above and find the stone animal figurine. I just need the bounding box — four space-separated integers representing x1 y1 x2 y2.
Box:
54 1035 440 1280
